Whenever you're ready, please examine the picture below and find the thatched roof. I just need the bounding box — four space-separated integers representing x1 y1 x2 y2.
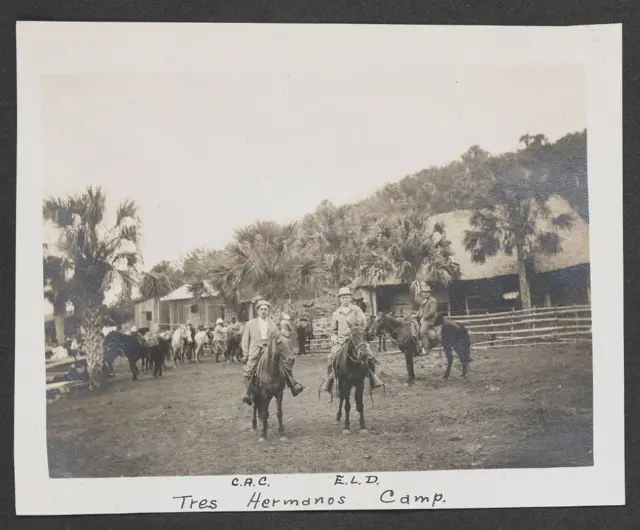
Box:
353 195 589 287
160 281 219 302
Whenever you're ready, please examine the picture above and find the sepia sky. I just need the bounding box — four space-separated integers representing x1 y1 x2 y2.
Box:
41 65 586 272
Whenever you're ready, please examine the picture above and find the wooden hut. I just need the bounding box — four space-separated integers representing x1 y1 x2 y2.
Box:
352 195 591 316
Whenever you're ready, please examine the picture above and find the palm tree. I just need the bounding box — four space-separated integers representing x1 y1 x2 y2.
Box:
207 220 327 311
463 162 574 310
357 213 461 296
43 247 74 345
43 186 160 389
300 201 359 287
137 260 183 301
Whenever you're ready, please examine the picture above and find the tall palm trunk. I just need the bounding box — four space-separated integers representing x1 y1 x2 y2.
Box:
516 243 532 310
82 303 105 389
54 314 65 346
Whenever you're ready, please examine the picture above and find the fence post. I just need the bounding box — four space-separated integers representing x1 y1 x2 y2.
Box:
510 308 515 345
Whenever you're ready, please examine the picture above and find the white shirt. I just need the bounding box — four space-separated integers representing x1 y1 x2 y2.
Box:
258 317 269 340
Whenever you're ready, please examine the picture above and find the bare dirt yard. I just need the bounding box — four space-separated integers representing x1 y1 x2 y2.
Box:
47 342 593 478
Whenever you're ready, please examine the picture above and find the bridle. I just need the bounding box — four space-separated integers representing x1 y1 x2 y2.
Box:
344 327 368 364
374 313 416 347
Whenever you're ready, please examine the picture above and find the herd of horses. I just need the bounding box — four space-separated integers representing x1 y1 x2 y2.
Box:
102 324 244 380
101 311 471 442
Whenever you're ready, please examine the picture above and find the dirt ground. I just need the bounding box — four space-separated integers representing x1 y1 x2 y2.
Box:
47 342 593 478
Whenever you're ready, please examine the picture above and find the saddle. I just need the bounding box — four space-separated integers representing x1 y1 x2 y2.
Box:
144 331 160 348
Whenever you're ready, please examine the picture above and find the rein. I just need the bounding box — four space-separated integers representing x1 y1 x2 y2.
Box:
377 316 415 347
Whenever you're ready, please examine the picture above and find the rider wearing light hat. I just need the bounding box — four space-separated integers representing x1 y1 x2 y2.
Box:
212 317 227 359
321 287 384 394
417 282 439 353
240 299 304 405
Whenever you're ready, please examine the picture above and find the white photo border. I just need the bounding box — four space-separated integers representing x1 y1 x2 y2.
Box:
15 22 624 515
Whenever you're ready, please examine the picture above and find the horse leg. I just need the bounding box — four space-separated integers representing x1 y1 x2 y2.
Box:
260 396 271 442
443 344 454 379
458 339 470 378
252 404 258 431
355 381 367 432
129 357 139 381
276 391 286 439
403 348 416 385
343 388 351 435
335 396 343 424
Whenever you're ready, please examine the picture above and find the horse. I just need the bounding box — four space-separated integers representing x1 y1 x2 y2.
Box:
193 329 210 363
249 334 288 442
295 318 313 355
136 327 153 372
171 326 192 365
139 329 171 377
432 313 472 379
225 327 243 363
369 312 420 386
330 324 371 435
102 330 148 381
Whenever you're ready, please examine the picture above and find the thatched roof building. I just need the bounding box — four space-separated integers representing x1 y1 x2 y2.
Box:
353 195 589 287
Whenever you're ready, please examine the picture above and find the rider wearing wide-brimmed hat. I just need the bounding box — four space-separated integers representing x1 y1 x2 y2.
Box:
240 299 304 405
321 287 384 394
417 282 438 353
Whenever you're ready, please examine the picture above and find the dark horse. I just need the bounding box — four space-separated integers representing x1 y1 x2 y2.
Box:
330 325 371 435
103 330 148 381
295 318 313 355
225 327 243 363
138 327 171 378
249 334 288 442
365 314 387 352
369 312 420 386
432 313 472 379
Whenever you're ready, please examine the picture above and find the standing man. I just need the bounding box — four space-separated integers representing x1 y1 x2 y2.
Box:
240 300 304 405
321 287 384 394
212 318 227 361
418 283 439 354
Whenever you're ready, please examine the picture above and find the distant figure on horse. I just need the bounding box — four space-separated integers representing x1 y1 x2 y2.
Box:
321 287 384 394
241 300 304 405
417 283 439 355
295 314 313 355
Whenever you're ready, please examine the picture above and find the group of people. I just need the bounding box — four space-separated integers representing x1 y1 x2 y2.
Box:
239 283 442 406
239 287 386 406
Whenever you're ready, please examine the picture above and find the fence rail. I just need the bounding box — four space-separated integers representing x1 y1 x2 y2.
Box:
135 304 592 353
305 304 592 353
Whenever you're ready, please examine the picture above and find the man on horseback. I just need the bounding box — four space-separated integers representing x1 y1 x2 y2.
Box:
418 283 439 354
241 300 304 405
321 287 384 394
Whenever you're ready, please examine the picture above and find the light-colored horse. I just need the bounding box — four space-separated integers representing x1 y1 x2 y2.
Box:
193 329 211 363
171 326 193 365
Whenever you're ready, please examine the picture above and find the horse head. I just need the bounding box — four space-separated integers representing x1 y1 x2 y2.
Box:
255 333 286 391
369 311 390 337
343 325 369 367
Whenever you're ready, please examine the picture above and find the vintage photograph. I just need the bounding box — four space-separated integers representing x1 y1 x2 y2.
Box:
42 64 593 477
15 22 623 514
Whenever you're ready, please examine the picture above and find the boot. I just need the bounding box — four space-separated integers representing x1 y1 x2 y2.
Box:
285 369 305 397
241 376 253 405
322 364 334 394
367 360 384 389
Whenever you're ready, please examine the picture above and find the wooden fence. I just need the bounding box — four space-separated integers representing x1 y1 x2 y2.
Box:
304 304 592 353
